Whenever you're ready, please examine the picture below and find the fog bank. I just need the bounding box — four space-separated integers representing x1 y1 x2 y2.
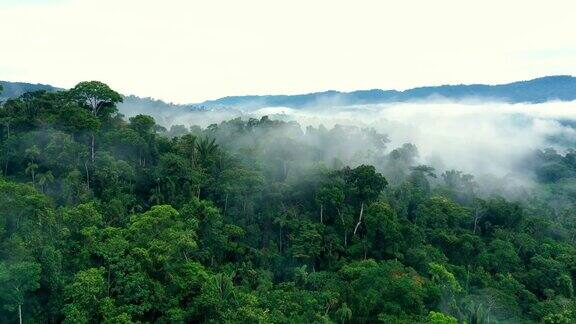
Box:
249 101 576 177
139 100 576 194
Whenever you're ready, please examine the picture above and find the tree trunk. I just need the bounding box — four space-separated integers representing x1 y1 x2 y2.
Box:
84 160 90 189
320 204 323 224
353 202 364 236
3 124 9 175
473 208 481 234
90 133 95 162
338 208 347 246
18 304 22 324
279 226 283 252
107 266 111 296
465 266 470 292
324 301 332 316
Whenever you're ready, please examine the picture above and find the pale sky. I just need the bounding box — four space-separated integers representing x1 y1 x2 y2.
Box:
0 0 575 103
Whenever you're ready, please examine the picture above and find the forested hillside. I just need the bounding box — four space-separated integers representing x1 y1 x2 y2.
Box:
197 75 576 109
2 82 576 323
4 75 576 112
0 81 60 100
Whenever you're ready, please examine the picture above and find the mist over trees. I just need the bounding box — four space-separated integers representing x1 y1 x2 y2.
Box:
1 82 576 323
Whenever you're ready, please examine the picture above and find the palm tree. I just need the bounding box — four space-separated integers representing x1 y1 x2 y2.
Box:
196 137 218 168
335 303 352 324
178 134 197 167
149 183 164 205
24 145 40 163
25 162 38 188
24 145 40 189
37 171 54 194
273 213 289 253
209 273 236 301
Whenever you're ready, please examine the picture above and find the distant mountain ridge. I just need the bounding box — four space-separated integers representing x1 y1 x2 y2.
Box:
2 76 576 112
0 81 61 99
196 75 576 109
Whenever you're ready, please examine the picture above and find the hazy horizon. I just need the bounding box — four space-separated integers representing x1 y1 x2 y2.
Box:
3 74 575 105
1 0 575 103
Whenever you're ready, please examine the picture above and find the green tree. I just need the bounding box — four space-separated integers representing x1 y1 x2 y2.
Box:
335 302 352 323
37 170 54 194
427 311 458 324
69 81 123 161
63 267 111 323
340 165 387 237
0 261 41 324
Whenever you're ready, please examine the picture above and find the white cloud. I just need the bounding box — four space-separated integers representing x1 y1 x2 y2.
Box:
0 0 575 102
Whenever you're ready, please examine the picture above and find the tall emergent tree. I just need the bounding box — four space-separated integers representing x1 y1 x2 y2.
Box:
69 81 122 161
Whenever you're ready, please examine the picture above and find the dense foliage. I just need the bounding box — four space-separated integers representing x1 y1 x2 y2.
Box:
1 82 576 323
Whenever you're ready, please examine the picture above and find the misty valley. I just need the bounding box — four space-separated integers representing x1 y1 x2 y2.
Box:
2 80 576 324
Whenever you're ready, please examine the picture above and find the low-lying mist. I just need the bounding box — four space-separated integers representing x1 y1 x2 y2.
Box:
263 102 576 196
128 99 576 198
254 101 576 174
